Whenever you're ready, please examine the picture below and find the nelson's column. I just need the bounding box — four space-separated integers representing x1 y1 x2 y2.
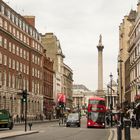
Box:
96 35 105 97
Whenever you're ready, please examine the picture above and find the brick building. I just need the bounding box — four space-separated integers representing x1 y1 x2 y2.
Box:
0 0 44 119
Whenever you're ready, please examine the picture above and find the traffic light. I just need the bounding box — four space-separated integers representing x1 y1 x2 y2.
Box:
22 89 27 102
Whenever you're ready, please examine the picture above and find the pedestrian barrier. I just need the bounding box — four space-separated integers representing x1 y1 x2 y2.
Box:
124 119 131 140
117 125 122 140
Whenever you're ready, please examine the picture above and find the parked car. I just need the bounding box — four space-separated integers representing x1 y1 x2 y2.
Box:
0 109 14 130
66 113 81 127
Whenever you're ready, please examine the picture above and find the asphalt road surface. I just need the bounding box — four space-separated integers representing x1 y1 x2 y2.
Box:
2 117 110 140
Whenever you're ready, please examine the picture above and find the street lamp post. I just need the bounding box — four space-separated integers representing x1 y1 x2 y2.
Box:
110 73 113 127
118 59 123 109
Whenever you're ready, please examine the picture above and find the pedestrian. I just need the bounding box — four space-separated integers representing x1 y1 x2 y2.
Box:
133 104 140 129
131 115 136 128
106 115 110 126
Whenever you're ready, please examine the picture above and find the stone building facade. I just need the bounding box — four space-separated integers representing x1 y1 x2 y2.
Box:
0 1 44 119
41 33 73 111
118 10 136 106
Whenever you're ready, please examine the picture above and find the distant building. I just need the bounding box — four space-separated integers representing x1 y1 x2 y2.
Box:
41 33 73 113
72 84 95 110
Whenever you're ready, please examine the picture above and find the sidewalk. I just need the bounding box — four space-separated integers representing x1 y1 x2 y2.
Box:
14 119 58 125
0 130 39 139
112 127 140 140
122 128 140 140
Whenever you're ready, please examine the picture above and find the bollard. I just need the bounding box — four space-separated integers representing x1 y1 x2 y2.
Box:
124 120 131 140
117 125 122 140
28 123 32 131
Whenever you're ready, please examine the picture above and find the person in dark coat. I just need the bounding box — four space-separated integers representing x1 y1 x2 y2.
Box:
131 115 136 128
133 104 140 129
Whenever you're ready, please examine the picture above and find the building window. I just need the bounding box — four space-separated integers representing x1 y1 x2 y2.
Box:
17 30 19 39
12 44 15 54
7 10 10 19
3 55 7 66
20 33 23 41
16 46 19 56
4 20 7 30
32 54 34 63
32 68 34 76
23 50 26 59
0 17 2 27
13 27 16 36
9 24 12 33
11 13 14 23
20 48 22 57
27 66 29 75
12 74 15 88
3 71 7 86
0 52 2 64
20 63 22 72
12 60 15 69
8 73 11 87
1 5 5 15
23 64 26 73
9 58 11 68
16 61 19 71
27 52 29 61
4 38 7 49
9 42 12 52
0 36 2 46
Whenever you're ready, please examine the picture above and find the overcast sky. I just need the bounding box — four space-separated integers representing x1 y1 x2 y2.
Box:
4 0 138 91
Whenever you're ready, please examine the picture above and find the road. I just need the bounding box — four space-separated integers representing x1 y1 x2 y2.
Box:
2 117 110 140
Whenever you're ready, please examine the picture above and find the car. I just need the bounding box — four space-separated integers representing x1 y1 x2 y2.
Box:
0 109 14 130
66 113 81 127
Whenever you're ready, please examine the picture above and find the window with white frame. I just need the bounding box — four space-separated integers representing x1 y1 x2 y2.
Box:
3 55 7 65
32 54 34 63
12 74 15 88
32 67 34 76
0 35 2 46
11 13 14 23
1 5 4 15
12 60 15 69
4 38 7 49
20 48 22 57
24 35 26 43
16 46 19 56
3 71 6 86
17 30 19 39
20 63 22 72
12 44 15 54
16 61 19 71
23 64 26 73
8 73 11 87
27 66 29 74
27 52 29 61
20 32 23 41
9 42 12 52
7 10 10 19
9 24 12 33
0 52 2 64
23 50 26 59
13 27 15 36
32 80 34 93
19 19 22 28
9 58 11 68
4 20 7 30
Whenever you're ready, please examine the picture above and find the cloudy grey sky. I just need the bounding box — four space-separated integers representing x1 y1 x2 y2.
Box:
4 0 138 91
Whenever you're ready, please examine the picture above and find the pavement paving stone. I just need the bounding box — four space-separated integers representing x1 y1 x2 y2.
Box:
0 130 39 139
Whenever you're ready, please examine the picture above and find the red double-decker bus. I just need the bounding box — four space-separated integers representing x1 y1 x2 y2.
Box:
87 96 106 128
